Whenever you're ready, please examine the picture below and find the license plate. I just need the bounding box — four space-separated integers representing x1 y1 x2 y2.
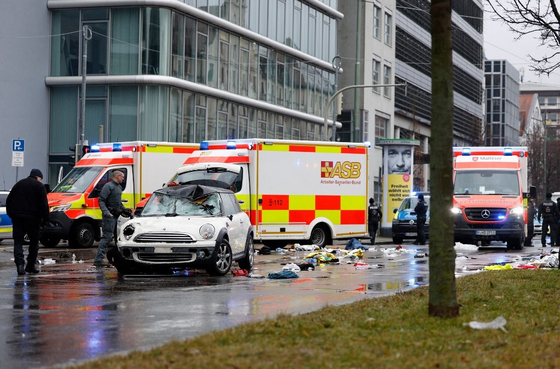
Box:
476 230 496 236
405 232 417 236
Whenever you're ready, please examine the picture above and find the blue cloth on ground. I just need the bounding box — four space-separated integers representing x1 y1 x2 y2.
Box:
267 270 299 279
345 238 369 251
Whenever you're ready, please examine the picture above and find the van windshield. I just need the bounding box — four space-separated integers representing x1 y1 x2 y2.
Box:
52 167 104 193
454 170 519 195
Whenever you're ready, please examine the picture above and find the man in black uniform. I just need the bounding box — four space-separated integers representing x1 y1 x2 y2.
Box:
94 170 131 267
414 193 427 245
6 168 49 275
367 198 382 245
538 192 560 247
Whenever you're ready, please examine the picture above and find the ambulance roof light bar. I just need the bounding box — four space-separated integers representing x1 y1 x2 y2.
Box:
226 141 236 150
462 148 471 156
503 147 513 156
90 145 100 152
200 141 209 150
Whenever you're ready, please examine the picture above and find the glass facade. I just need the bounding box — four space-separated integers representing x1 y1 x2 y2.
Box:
48 2 340 177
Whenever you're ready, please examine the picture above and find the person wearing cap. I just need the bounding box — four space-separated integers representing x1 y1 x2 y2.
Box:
538 192 560 247
6 168 49 275
413 193 427 245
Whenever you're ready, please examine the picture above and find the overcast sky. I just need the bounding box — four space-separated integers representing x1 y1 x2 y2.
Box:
484 7 560 86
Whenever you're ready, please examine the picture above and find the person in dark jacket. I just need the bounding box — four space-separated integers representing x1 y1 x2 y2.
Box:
94 170 130 267
6 168 49 275
413 193 427 245
538 192 560 247
367 198 382 245
524 200 536 247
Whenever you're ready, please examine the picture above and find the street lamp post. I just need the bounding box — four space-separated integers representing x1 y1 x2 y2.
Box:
78 25 92 162
331 55 341 141
544 114 548 200
322 83 407 141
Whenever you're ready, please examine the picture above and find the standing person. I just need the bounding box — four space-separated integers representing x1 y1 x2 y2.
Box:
94 170 127 267
6 169 49 275
413 193 427 245
538 192 560 247
368 198 382 245
524 200 536 247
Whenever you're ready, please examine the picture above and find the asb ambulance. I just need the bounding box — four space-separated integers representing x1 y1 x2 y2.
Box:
42 141 198 248
452 147 536 250
165 139 370 248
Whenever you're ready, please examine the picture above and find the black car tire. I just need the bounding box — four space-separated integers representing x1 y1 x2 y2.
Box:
40 236 60 248
206 239 233 276
238 236 254 271
70 222 95 248
310 224 331 248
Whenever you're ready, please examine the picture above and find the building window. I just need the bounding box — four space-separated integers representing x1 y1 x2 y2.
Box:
383 64 392 97
375 115 388 140
384 12 392 46
549 97 557 106
372 58 380 93
373 5 381 39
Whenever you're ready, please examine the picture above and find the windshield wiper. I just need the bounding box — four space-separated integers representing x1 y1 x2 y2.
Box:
165 212 178 217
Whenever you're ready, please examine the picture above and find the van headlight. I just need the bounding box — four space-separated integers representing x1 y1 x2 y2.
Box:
451 207 462 214
510 207 524 216
50 204 71 212
199 224 215 239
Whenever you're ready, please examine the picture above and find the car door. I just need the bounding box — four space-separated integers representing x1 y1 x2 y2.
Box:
220 193 246 253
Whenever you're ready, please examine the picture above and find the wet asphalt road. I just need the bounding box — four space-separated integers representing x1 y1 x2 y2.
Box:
0 238 552 368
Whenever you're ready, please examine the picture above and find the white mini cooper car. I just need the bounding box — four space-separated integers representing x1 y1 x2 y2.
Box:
110 184 254 276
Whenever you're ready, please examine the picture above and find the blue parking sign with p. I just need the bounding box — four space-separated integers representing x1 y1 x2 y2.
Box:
12 139 24 152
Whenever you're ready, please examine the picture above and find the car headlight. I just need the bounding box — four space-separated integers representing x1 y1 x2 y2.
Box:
510 207 524 216
123 224 136 240
50 204 71 212
451 207 462 214
199 224 215 239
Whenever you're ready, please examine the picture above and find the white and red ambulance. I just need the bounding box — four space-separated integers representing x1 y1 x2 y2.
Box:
452 146 536 249
42 141 198 248
163 139 371 248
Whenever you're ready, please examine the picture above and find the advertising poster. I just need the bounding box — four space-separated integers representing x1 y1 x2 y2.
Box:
377 139 419 235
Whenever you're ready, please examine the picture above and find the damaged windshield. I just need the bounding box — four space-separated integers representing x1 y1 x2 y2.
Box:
170 168 243 192
142 192 222 217
52 167 104 193
454 170 520 195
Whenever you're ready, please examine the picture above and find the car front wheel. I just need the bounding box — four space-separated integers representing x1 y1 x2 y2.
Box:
206 239 233 276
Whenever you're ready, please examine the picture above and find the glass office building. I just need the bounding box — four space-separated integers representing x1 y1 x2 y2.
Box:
46 0 342 181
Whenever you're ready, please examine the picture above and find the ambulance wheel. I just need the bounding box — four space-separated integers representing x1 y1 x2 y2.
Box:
206 239 233 276
310 224 331 248
507 237 523 250
40 236 60 248
70 222 95 248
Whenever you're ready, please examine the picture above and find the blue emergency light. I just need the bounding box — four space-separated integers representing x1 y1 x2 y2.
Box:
226 141 237 150
200 141 209 150
90 145 100 153
462 148 471 156
503 147 512 156
113 143 122 152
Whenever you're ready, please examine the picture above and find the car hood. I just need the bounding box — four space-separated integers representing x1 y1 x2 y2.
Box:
453 195 520 208
48 192 83 206
121 215 226 235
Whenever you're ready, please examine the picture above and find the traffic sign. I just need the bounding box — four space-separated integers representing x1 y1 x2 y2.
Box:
12 139 25 152
12 152 24 167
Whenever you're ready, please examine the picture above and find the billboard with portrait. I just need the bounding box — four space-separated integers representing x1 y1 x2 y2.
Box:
377 139 419 235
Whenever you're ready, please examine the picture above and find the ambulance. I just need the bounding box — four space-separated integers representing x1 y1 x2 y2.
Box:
41 141 199 248
164 139 370 248
452 147 536 250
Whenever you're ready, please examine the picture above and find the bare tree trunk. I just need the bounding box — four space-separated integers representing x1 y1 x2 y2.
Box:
429 0 459 318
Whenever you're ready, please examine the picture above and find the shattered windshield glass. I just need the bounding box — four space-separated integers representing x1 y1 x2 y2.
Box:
142 192 222 217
